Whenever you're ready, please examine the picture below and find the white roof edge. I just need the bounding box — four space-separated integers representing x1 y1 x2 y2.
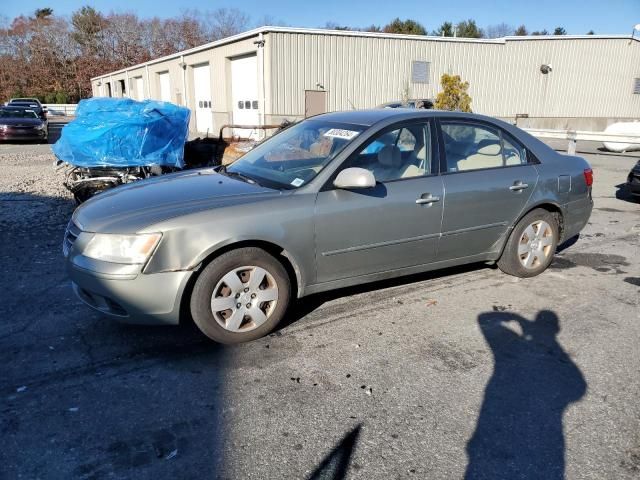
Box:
91 26 639 81
504 34 638 41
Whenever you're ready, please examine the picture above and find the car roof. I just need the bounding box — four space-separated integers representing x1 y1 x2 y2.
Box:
311 109 507 127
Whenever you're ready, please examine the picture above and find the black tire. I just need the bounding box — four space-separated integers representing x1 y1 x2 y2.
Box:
190 247 291 344
498 208 559 278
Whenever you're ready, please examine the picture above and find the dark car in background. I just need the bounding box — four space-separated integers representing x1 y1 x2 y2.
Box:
379 99 434 109
0 107 48 142
626 160 640 197
7 99 47 120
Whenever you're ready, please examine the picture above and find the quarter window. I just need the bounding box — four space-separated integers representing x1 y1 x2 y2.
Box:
441 122 527 172
345 123 432 182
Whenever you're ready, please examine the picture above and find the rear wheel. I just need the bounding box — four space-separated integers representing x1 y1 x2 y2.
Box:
190 247 291 344
498 209 559 278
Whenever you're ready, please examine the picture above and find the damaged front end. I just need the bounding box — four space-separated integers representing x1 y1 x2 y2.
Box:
56 162 177 203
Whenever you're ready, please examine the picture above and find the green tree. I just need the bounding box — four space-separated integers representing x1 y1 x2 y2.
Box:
35 8 53 19
553 26 566 35
455 19 483 38
431 21 454 37
383 18 426 35
586 30 595 35
531 29 549 36
71 6 105 54
435 73 472 112
514 25 528 36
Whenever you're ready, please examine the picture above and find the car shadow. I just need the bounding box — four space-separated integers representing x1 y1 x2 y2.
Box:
281 261 496 330
465 310 586 479
614 183 639 204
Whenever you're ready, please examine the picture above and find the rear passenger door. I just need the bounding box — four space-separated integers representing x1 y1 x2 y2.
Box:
437 119 538 261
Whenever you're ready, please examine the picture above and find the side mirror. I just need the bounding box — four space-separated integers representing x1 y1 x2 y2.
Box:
333 167 376 189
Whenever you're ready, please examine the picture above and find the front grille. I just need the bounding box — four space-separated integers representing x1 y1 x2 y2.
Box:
63 220 81 257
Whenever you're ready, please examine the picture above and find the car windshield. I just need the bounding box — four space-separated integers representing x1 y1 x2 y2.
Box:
225 120 366 189
0 109 38 119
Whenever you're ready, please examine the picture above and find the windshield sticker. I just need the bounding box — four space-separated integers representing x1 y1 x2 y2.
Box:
323 128 360 140
290 178 305 187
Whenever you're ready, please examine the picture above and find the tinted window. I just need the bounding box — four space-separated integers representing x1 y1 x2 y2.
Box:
344 123 432 182
441 122 527 172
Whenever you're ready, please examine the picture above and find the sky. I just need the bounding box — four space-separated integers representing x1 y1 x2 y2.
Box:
1 0 639 35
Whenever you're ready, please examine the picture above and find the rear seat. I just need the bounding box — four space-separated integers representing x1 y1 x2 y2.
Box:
457 143 503 170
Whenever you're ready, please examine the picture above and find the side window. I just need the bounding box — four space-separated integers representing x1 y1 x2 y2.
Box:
502 134 528 166
442 123 502 172
345 123 432 182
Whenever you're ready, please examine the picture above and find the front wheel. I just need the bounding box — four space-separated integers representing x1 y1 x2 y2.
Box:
498 209 559 278
190 247 291 344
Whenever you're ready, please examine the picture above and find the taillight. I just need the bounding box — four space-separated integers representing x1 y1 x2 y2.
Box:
583 168 593 187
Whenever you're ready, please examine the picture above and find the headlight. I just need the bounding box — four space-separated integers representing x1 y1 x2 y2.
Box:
80 233 162 264
35 124 45 130
0 125 7 131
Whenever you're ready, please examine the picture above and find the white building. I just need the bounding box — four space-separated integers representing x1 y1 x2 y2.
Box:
91 26 640 135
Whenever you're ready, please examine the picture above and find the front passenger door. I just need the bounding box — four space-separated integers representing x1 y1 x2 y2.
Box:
438 120 539 261
314 120 444 284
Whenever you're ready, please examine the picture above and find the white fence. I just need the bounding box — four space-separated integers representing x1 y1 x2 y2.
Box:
42 104 77 117
523 128 640 155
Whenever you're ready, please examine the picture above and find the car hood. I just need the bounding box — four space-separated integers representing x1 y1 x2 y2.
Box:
73 169 281 233
0 118 43 126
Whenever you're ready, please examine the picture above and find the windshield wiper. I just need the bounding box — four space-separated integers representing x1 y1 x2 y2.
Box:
217 165 259 185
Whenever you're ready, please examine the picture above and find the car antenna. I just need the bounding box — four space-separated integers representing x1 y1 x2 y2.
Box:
347 99 356 110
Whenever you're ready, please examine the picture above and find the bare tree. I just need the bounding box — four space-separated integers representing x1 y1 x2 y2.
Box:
485 23 514 38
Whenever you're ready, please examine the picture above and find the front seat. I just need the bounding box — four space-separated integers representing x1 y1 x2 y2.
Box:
373 145 402 182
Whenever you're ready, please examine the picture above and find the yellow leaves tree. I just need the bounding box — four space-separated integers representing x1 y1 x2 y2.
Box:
434 73 472 112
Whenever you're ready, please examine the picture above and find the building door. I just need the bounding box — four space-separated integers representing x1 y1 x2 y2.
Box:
135 77 144 100
231 54 259 139
106 82 112 97
158 71 171 102
193 63 213 134
305 90 326 117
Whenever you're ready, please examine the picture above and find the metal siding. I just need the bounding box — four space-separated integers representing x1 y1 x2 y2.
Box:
269 32 640 118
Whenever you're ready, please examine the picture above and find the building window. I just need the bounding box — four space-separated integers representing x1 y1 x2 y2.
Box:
412 61 430 84
634 78 640 94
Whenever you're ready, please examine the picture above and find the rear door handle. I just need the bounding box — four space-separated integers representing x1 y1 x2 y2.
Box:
509 181 529 191
416 194 441 205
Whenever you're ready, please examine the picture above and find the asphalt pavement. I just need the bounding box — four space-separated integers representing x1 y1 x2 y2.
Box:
0 139 638 479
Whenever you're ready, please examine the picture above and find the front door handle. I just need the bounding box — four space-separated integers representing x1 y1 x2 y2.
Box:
509 181 529 191
416 194 441 205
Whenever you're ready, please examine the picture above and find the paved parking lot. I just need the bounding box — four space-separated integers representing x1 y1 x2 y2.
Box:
1 139 638 479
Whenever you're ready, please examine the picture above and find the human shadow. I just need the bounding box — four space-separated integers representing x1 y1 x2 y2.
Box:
307 424 362 480
465 310 586 480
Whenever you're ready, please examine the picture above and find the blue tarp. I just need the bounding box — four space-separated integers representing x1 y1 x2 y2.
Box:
52 97 190 168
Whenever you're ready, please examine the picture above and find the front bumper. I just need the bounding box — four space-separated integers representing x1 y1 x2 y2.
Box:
0 128 47 141
68 261 192 325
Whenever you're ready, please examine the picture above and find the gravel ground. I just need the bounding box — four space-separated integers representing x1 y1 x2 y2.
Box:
0 140 639 480
0 151 74 230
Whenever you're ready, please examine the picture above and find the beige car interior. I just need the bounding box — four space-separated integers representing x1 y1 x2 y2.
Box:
445 131 523 172
372 144 428 181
